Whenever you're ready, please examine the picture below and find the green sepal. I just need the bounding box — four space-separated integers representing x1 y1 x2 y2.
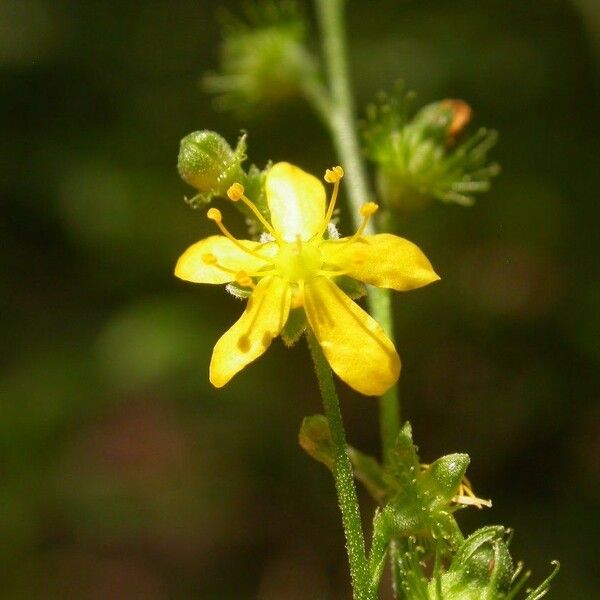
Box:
298 415 334 470
386 421 420 489
280 308 307 347
523 561 560 600
384 423 467 549
335 275 367 300
420 453 470 510
436 526 514 598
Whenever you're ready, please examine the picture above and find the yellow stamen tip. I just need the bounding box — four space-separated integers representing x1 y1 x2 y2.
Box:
207 207 222 222
324 165 344 183
227 182 245 201
360 201 379 217
202 253 218 265
235 271 253 288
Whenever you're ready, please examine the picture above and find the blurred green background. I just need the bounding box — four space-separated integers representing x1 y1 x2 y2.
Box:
1 0 598 598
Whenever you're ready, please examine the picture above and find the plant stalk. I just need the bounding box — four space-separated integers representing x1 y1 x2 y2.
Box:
314 0 400 459
307 331 373 600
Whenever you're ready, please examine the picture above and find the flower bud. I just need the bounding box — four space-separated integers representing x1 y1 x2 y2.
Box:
204 3 318 114
427 526 514 599
412 99 472 141
363 85 499 210
177 131 246 202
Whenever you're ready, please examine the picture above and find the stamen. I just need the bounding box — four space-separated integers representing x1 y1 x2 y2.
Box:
207 208 275 263
317 166 344 238
347 202 379 242
453 494 493 509
235 271 255 289
453 475 492 509
324 165 344 184
227 183 280 240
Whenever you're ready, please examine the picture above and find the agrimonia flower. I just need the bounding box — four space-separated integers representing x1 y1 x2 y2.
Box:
175 162 439 396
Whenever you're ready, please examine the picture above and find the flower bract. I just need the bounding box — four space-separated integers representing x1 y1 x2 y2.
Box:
175 162 439 396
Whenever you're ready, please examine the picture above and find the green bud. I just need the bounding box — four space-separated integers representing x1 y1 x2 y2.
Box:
205 2 319 114
177 130 246 204
363 84 500 210
421 453 470 509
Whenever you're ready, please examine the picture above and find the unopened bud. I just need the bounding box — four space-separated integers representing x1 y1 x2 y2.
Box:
177 130 245 197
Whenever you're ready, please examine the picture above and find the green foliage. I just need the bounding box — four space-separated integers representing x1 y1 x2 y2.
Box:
362 83 500 210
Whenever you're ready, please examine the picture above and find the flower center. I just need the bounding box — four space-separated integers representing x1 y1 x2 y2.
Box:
276 239 322 283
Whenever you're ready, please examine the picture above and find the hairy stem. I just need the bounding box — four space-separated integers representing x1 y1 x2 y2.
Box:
314 0 400 459
307 331 373 600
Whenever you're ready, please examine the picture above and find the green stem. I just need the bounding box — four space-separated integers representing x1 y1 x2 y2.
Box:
307 331 373 600
314 0 400 459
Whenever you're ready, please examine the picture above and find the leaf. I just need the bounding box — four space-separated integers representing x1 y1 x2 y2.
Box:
298 415 334 470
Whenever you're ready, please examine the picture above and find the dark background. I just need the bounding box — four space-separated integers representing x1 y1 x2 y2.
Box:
1 0 598 597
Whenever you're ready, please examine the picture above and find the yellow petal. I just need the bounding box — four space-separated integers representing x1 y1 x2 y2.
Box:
304 277 400 396
321 233 440 291
210 276 291 387
175 235 275 284
266 162 326 242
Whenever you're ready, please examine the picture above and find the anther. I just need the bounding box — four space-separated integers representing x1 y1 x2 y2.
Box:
360 201 379 217
202 253 218 265
324 165 344 183
207 207 222 222
227 182 245 201
235 271 255 288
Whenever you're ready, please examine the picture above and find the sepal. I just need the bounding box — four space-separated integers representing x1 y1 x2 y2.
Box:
281 308 307 347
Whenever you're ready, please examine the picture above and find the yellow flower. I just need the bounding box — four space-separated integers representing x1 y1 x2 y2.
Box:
175 162 439 396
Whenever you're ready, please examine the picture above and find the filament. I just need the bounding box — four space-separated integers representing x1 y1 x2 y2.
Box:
227 183 280 241
207 208 274 263
347 202 379 242
317 166 344 238
202 252 275 281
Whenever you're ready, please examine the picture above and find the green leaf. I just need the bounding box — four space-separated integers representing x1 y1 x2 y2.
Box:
298 415 334 470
